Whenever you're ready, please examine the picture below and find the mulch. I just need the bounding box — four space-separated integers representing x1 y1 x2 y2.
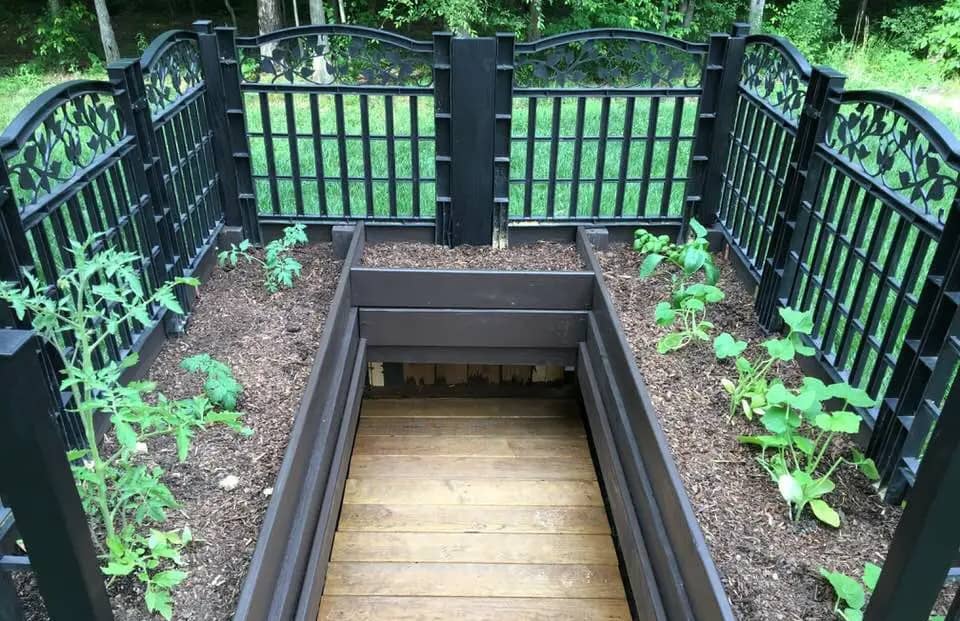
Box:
361 241 586 270
596 243 903 620
16 243 342 621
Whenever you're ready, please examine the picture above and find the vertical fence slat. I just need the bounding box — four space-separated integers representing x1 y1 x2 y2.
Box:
523 98 538 218
569 97 587 217
614 97 636 218
659 97 684 218
359 94 375 217
284 93 305 216
546 97 561 217
637 96 659 216
591 97 611 219
309 94 328 216
334 93 351 217
385 95 398 218
259 92 282 216
409 95 422 218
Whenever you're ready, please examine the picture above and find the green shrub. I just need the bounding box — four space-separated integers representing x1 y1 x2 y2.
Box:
17 2 98 72
923 0 960 76
879 5 939 54
768 0 839 58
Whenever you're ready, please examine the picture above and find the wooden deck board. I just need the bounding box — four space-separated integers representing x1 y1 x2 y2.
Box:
318 398 630 620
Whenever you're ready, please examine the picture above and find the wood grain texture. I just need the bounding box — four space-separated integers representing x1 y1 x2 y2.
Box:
343 479 603 506
318 596 632 621
330 532 619 564
318 398 629 620
324 562 626 598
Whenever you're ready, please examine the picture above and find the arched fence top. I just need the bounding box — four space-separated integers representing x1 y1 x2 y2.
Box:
139 30 204 118
739 34 813 122
0 80 125 209
514 29 709 54
235 24 434 88
513 29 707 90
235 24 434 52
826 89 960 223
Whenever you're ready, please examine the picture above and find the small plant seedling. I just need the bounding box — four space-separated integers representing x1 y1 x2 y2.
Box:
0 234 251 620
635 219 725 353
714 307 816 420
218 223 308 293
181 354 244 410
738 378 880 526
820 562 881 621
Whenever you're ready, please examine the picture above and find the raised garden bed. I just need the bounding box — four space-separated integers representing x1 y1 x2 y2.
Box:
13 242 342 621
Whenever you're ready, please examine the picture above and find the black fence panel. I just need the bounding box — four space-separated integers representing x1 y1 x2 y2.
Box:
715 33 811 280
235 25 437 224
508 30 709 224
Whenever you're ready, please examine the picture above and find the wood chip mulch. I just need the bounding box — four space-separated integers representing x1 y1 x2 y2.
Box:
361 241 587 271
596 243 903 621
15 243 342 621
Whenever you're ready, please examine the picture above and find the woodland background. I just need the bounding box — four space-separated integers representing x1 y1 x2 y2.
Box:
0 0 958 132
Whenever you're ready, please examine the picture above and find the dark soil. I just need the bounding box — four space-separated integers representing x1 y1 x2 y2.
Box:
362 241 587 271
596 243 902 621
16 243 341 621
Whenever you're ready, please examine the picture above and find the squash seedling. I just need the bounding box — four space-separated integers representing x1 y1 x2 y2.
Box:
820 563 946 621
635 219 724 353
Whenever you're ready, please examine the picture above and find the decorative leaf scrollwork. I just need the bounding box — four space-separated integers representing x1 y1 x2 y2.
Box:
740 43 807 121
827 101 959 221
6 93 123 208
238 35 433 87
514 39 704 89
144 39 204 118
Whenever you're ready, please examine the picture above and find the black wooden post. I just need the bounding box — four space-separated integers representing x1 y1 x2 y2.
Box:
449 36 498 246
215 25 262 244
693 23 747 232
0 330 113 621
432 32 453 246
491 33 514 248
0 158 31 328
863 359 960 621
195 21 260 244
108 60 182 313
867 196 960 500
754 66 846 329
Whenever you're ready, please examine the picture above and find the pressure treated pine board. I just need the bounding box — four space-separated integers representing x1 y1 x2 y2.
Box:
317 596 632 621
318 398 630 621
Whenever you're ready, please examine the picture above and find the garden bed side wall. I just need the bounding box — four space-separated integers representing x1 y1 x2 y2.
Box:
234 224 734 621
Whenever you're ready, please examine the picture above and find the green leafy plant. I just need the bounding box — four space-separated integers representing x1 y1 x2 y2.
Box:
714 307 816 420
17 2 97 71
635 219 724 353
0 235 249 619
820 562 881 621
181 354 243 410
218 224 308 293
738 378 880 526
922 0 960 76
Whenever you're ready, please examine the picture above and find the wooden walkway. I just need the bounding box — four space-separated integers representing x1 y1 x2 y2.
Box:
317 398 631 620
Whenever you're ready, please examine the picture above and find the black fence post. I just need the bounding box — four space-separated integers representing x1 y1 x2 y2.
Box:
754 66 846 329
448 36 498 246
0 159 31 327
694 23 747 232
491 33 514 248
215 25 262 244
0 330 113 621
195 20 260 244
862 363 960 621
108 60 182 312
432 32 453 245
867 196 960 500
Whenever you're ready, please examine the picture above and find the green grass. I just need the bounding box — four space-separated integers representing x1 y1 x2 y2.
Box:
0 69 104 132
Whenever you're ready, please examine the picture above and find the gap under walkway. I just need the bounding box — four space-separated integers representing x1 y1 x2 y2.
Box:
317 397 631 620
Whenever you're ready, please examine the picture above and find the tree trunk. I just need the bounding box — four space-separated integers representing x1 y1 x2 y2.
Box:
224 0 238 27
852 0 869 46
292 0 301 26
527 0 541 40
92 0 119 64
748 0 765 33
309 0 331 83
48 0 61 15
258 0 282 55
337 0 346 23
682 0 695 30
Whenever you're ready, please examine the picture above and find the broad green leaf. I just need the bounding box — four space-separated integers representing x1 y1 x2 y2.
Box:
820 568 866 609
714 333 747 359
703 260 720 285
639 253 664 278
113 420 137 450
654 302 676 327
793 435 815 455
778 473 803 504
682 247 706 274
810 498 840 527
760 407 791 434
856 457 880 481
763 338 795 361
735 356 753 374
841 608 864 621
102 561 136 576
862 562 881 591
145 588 173 620
790 331 816 356
657 332 686 354
828 382 878 408
682 297 705 312
152 569 187 588
689 218 708 239
779 307 814 334
766 383 791 405
804 476 836 499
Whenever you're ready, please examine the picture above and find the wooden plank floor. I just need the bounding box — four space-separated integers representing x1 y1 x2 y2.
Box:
318 398 631 621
